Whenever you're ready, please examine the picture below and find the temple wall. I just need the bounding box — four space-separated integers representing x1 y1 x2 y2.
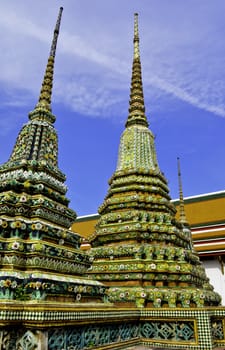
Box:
203 258 225 306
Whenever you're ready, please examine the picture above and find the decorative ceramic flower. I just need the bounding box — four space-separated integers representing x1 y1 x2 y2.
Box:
35 223 42 230
4 280 11 287
12 242 20 250
42 283 49 290
32 243 44 252
20 195 27 202
0 280 5 288
11 281 17 289
15 221 21 228
2 221 8 228
21 223 26 230
38 198 44 204
76 293 81 301
10 222 16 229
35 282 42 290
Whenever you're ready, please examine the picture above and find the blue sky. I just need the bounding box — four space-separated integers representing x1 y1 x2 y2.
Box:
1 1 225 216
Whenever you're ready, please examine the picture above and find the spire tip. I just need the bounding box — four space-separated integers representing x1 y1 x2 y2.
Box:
50 6 63 58
34 7 63 115
125 12 148 128
177 157 188 224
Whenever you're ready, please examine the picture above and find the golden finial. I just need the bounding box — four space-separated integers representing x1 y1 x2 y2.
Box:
177 157 188 224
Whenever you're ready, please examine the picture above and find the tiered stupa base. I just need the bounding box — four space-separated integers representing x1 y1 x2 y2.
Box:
87 241 221 309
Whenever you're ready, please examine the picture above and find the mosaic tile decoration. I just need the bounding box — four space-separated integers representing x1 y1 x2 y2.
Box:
0 306 225 349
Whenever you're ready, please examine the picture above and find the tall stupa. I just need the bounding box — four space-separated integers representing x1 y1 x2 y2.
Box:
88 13 221 309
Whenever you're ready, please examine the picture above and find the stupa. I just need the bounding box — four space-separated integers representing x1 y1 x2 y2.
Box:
0 7 105 305
88 13 221 310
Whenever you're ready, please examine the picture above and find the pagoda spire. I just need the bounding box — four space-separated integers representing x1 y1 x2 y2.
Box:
8 7 64 165
177 157 188 225
116 13 159 173
126 13 148 128
31 7 63 117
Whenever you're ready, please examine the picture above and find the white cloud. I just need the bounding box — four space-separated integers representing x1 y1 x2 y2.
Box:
0 0 225 122
144 74 225 117
54 77 126 119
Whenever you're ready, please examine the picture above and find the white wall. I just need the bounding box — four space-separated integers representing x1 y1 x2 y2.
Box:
203 258 225 306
